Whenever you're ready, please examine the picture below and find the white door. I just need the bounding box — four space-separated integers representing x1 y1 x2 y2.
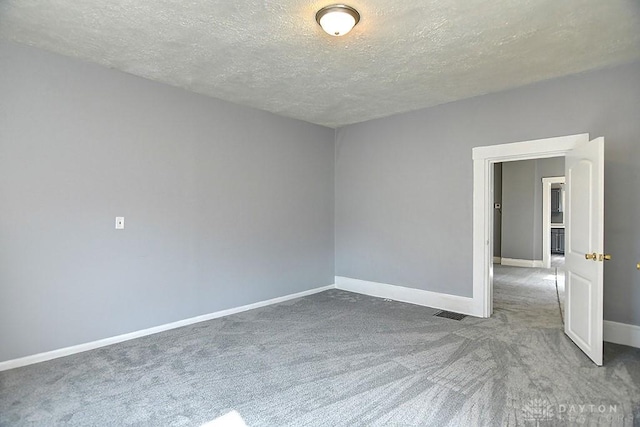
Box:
564 137 605 365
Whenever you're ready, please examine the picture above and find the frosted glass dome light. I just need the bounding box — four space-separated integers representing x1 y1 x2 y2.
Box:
316 5 360 37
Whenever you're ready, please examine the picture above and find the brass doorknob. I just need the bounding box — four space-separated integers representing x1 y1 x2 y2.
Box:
637 263 640 270
599 254 612 261
585 253 597 260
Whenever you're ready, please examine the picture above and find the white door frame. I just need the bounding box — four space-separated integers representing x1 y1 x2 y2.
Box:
471 133 589 317
542 176 566 268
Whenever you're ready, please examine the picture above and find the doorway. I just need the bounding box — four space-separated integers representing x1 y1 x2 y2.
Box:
472 133 605 365
494 159 565 268
492 162 567 335
471 134 587 317
542 176 566 269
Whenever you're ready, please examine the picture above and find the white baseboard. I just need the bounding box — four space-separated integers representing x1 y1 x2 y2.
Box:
604 320 640 349
0 284 335 372
500 258 544 268
493 256 502 264
335 276 478 317
5 282 634 371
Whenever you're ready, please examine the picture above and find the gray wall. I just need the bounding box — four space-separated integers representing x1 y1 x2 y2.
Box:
335 60 640 326
493 163 502 258
501 160 537 261
501 157 564 261
0 41 335 362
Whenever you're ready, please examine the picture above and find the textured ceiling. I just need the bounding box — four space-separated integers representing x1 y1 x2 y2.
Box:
1 1 640 128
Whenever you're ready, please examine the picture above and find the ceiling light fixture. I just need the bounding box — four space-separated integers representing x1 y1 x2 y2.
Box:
316 4 360 37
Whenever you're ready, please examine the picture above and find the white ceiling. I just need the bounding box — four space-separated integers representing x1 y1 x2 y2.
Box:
1 1 639 128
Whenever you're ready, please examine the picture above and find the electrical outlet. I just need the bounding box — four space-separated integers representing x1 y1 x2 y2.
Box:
115 217 125 229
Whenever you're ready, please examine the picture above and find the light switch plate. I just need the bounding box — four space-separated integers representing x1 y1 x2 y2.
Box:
115 217 125 229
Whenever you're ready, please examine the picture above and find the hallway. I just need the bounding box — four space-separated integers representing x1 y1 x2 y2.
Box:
495 261 565 325
494 264 563 328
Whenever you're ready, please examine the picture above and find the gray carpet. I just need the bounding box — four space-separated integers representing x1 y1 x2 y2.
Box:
1 265 640 426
